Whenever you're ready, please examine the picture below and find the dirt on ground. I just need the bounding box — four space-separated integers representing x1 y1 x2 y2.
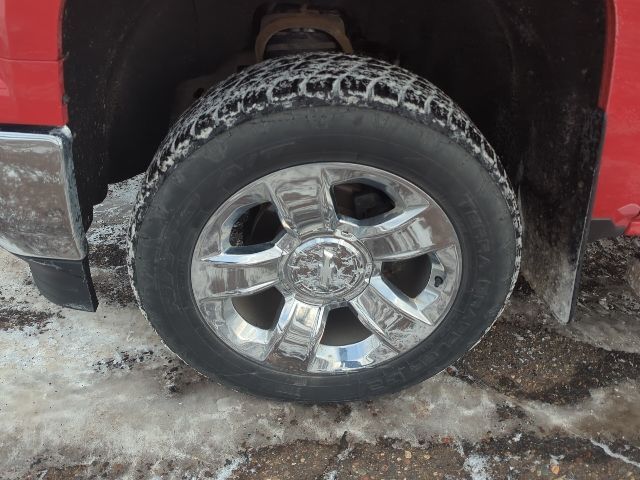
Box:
2 177 640 479
451 284 640 405
228 434 640 480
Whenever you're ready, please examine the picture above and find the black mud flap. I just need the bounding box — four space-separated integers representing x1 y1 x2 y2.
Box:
20 256 99 312
520 108 606 323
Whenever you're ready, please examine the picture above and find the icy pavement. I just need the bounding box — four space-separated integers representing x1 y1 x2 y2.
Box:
1 177 640 479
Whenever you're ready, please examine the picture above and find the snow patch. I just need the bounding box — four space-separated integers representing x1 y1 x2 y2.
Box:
590 439 640 469
214 454 248 480
463 454 492 480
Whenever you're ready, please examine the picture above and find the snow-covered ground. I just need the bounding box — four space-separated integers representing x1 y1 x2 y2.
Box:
1 178 639 479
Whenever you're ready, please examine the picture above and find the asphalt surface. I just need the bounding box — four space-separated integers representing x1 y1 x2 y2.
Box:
1 176 640 479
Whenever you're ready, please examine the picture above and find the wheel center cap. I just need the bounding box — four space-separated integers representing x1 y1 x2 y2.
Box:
284 236 371 303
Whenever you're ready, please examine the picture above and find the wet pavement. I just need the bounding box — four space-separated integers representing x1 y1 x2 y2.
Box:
1 176 640 479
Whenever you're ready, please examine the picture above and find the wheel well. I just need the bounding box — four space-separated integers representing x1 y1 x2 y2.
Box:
64 0 606 321
63 0 605 199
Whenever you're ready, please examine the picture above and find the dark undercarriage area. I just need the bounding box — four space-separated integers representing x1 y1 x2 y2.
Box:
63 0 607 322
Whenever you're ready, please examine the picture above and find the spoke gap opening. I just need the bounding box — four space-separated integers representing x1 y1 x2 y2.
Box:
320 306 372 346
382 254 432 299
332 182 395 221
230 202 283 247
232 287 284 330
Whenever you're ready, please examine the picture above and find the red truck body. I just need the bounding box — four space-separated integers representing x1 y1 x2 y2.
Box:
595 0 640 235
1 0 639 235
0 0 66 125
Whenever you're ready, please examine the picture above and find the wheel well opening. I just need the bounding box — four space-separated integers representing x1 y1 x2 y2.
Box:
64 0 605 201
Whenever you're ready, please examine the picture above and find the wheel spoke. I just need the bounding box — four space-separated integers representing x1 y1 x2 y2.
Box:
263 297 329 369
199 245 284 299
265 166 339 235
340 205 456 261
371 275 434 325
350 275 438 351
348 298 401 353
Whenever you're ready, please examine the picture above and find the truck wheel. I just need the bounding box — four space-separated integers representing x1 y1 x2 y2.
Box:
128 53 521 402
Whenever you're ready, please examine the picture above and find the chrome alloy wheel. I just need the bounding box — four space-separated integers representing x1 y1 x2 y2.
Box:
190 163 462 374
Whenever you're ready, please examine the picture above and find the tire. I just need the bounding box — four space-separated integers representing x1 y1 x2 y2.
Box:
128 53 522 403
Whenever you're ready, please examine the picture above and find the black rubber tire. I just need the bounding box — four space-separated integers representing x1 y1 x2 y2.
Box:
128 53 522 403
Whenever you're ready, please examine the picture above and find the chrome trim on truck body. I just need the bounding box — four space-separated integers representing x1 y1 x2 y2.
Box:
0 127 87 260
